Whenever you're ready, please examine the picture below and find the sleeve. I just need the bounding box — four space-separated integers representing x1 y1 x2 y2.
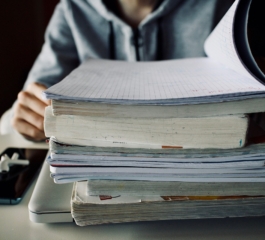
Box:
23 1 80 89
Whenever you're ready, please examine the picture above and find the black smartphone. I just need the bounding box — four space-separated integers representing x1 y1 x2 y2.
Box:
0 148 47 204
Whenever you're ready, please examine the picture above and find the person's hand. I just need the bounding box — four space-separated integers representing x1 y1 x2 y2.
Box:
11 82 51 141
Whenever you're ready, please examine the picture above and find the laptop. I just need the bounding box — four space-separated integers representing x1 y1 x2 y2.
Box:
28 160 74 223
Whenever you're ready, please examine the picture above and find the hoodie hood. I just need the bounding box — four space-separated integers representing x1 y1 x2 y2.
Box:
86 0 184 28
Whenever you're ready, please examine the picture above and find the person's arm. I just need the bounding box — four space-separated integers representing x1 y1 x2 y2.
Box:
11 82 50 141
12 2 79 141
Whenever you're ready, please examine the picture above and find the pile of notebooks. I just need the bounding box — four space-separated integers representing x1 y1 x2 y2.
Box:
43 0 265 226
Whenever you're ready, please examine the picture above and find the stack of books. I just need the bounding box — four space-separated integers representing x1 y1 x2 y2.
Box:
43 0 265 226
47 137 265 184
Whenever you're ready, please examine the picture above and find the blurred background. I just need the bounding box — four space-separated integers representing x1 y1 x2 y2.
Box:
0 0 59 117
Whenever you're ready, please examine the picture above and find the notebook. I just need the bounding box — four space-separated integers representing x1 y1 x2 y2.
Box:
28 159 73 223
44 0 265 106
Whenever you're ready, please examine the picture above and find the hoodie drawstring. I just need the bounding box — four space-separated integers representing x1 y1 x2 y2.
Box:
156 18 163 60
109 21 116 59
109 18 164 61
133 28 141 61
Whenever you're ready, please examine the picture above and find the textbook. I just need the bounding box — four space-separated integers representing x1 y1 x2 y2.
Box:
47 137 265 184
51 98 265 118
48 140 265 170
48 136 265 157
44 106 249 149
71 181 265 226
50 164 265 181
47 142 265 185
44 0 265 115
86 180 265 197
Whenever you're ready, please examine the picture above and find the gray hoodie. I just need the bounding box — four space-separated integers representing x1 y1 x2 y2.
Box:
25 0 234 88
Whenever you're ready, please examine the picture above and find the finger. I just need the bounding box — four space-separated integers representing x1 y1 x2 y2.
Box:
21 134 47 143
11 118 46 141
27 82 51 105
17 91 47 117
15 103 44 131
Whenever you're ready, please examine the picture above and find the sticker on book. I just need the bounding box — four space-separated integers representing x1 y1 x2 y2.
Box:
99 195 120 201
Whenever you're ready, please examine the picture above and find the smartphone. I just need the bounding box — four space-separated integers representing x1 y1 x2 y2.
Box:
0 148 47 204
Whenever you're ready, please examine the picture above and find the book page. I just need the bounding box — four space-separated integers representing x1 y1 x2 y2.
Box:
53 174 265 184
48 156 265 169
204 0 255 80
50 165 265 175
49 137 265 159
44 58 265 104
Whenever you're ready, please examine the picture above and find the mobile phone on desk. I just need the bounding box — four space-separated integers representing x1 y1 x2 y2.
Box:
0 148 47 204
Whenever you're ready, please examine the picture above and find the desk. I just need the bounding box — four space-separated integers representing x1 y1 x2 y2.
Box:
1 133 265 240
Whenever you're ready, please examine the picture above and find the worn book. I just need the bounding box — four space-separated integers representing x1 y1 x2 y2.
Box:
48 136 265 157
51 98 265 118
71 181 265 226
47 137 265 184
49 140 265 171
44 106 249 149
49 152 265 183
85 180 265 197
50 164 265 181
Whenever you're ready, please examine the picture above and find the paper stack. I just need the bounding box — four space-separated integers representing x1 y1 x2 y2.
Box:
47 137 265 184
43 0 265 226
71 182 265 226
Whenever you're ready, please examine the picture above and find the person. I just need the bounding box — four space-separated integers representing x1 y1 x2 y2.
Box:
11 0 236 141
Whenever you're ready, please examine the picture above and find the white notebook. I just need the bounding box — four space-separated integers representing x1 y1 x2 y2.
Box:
44 0 265 105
